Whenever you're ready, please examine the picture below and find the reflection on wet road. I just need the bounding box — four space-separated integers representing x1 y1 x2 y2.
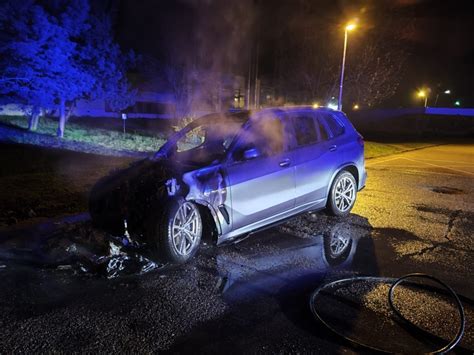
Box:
0 212 374 283
216 222 363 301
0 196 472 352
0 212 379 353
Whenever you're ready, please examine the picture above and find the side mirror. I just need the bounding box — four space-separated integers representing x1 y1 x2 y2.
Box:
243 147 260 160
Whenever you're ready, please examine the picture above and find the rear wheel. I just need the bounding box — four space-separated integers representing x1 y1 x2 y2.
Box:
323 222 353 266
327 171 357 217
149 199 202 263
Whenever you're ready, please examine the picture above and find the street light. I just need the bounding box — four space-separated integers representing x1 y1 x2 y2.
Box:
434 89 451 106
337 22 357 111
417 89 428 107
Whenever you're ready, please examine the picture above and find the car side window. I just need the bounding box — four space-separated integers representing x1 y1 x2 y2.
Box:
316 117 329 141
292 115 318 147
233 117 285 161
320 113 345 137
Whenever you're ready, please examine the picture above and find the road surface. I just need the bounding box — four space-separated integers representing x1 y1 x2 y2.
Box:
0 142 473 353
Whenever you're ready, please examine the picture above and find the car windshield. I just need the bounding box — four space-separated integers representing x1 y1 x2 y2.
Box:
156 114 246 165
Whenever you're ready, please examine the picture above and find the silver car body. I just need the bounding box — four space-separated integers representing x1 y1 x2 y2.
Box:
175 107 366 244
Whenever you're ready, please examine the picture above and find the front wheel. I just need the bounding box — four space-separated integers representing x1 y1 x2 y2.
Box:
326 171 357 217
149 199 202 263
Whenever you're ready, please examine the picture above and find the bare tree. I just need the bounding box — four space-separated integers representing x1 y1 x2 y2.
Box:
344 44 406 107
343 12 413 107
163 63 198 120
270 1 412 108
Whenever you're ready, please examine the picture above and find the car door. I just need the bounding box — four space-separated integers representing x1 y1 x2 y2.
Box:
224 111 295 231
289 111 335 206
318 111 350 161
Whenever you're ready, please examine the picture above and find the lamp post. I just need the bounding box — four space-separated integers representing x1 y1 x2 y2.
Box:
417 90 428 108
434 89 451 107
337 22 356 111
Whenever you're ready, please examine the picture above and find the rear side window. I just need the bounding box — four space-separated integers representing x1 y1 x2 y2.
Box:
320 113 345 137
292 115 318 146
316 118 329 141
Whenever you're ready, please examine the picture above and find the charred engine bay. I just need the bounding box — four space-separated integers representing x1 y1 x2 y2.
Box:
89 157 196 239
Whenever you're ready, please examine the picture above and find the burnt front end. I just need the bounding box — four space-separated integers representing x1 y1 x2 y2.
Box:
89 159 182 241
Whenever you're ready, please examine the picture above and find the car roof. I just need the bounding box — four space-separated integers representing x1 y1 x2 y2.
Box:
196 110 250 124
193 106 342 127
256 106 340 116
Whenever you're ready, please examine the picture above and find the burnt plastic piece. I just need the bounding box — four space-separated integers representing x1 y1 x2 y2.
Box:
218 204 230 224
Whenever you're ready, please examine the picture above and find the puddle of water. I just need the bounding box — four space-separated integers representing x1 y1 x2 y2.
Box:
0 213 373 286
214 216 371 302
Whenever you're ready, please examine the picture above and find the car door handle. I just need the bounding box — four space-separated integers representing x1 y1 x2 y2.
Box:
279 159 291 168
329 145 337 152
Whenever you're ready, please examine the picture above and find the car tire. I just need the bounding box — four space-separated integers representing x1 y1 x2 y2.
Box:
326 171 357 217
149 199 202 263
323 222 353 266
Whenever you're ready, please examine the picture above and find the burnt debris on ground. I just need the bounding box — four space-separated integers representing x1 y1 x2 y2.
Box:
0 220 163 279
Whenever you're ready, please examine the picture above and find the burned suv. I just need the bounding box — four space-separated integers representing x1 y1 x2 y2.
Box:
89 107 366 263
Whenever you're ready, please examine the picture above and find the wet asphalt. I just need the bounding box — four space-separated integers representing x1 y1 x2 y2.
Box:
0 142 473 353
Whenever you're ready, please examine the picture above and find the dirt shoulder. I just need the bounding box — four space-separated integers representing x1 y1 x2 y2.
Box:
0 143 134 227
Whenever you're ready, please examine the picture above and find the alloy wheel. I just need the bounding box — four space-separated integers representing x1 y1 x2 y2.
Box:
334 176 355 213
329 232 350 257
171 202 201 256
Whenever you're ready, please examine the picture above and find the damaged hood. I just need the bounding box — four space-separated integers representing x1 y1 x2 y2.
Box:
91 157 200 198
89 157 204 236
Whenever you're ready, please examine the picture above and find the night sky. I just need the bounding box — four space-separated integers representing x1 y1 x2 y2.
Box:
116 0 474 107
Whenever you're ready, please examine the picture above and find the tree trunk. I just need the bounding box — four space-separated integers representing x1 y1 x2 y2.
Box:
65 100 76 122
57 97 66 138
28 106 40 131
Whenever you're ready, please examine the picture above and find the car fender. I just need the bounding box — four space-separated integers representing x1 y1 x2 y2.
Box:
190 198 223 236
325 162 359 199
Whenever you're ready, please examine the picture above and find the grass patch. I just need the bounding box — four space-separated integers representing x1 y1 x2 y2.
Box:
0 115 166 153
364 141 436 159
364 141 404 159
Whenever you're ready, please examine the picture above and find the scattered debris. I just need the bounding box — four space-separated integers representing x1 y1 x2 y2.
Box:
1 220 164 279
97 241 162 279
57 265 72 270
122 220 133 244
103 253 161 279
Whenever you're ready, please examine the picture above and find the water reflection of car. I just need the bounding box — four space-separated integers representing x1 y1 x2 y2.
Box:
216 222 359 298
89 107 366 263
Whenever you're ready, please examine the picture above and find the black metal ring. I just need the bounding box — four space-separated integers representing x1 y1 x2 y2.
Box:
310 274 466 354
388 273 465 354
